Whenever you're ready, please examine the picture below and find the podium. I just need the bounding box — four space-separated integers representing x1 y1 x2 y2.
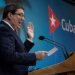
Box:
28 52 75 75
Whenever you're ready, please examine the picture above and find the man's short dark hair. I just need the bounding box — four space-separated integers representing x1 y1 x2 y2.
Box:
2 3 24 19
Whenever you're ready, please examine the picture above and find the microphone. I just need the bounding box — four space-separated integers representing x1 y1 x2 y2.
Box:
39 36 45 40
39 36 69 59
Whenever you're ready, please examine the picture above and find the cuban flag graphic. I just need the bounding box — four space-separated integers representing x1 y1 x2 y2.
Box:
48 5 60 33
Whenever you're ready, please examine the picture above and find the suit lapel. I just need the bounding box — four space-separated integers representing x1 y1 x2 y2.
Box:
0 21 25 51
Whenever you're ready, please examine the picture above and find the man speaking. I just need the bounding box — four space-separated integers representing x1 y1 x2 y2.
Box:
0 4 48 75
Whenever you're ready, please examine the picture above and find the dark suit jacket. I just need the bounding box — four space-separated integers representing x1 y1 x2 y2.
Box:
0 21 36 75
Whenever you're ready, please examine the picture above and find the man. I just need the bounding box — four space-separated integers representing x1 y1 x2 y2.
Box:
0 4 48 75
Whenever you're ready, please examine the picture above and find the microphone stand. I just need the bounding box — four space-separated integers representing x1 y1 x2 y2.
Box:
43 38 69 59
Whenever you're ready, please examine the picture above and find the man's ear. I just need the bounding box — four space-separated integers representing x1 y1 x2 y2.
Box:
8 12 13 20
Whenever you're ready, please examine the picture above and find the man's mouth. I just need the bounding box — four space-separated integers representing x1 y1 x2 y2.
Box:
17 22 21 28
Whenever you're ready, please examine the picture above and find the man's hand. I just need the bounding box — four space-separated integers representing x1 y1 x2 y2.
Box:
27 22 34 42
35 51 48 60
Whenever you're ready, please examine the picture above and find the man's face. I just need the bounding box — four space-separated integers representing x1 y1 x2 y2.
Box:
9 8 24 30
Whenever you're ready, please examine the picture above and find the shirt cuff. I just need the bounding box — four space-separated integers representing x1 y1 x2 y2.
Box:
27 38 33 43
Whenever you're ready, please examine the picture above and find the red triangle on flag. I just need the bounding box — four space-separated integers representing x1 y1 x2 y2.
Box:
48 5 60 33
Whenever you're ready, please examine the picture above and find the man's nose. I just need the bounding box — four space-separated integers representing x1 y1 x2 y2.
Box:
21 16 25 21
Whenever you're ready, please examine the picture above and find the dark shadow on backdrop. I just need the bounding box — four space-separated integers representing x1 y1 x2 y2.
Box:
63 0 75 6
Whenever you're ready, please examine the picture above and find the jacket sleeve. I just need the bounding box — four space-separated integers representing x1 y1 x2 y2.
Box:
0 28 36 66
24 40 34 52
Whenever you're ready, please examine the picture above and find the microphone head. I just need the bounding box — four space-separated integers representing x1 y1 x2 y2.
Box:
39 36 45 40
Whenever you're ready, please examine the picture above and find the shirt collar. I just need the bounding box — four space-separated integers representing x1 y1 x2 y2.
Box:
3 20 14 30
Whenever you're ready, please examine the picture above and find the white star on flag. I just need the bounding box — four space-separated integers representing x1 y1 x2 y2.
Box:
50 15 56 27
